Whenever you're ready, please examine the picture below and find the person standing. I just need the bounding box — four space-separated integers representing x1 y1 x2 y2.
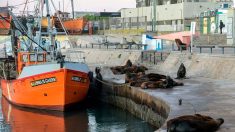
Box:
219 20 225 34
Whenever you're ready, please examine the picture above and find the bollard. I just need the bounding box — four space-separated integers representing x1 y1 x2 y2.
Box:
92 44 93 48
150 53 152 63
80 44 82 48
107 44 108 49
160 52 163 61
99 44 101 49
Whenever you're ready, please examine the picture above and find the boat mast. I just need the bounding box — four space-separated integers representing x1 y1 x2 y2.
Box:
71 0 74 19
45 0 55 60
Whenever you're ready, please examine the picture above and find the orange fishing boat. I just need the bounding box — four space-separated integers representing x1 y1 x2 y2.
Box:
62 17 87 35
41 15 87 35
0 0 91 111
1 52 90 111
0 7 11 35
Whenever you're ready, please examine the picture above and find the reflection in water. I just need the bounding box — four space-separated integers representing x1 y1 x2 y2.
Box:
1 97 157 132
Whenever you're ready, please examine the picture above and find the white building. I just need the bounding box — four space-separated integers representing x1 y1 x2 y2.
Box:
120 0 232 32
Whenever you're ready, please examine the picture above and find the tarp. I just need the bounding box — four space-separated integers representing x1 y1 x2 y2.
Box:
153 31 199 45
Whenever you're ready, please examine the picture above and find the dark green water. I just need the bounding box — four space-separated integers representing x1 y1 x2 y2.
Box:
0 98 157 132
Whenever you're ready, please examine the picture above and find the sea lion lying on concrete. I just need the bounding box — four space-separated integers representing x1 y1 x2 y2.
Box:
165 76 184 88
140 81 166 89
110 60 148 75
125 72 146 83
140 76 183 89
167 114 224 132
126 73 164 83
127 73 183 89
176 63 186 79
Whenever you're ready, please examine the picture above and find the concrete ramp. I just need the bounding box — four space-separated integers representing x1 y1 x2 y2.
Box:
64 49 142 67
158 52 235 80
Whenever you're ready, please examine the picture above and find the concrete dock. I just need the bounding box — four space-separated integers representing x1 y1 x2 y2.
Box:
65 35 235 131
154 52 235 131
97 52 235 131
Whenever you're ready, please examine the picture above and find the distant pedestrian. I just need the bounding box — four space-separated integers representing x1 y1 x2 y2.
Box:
219 20 225 34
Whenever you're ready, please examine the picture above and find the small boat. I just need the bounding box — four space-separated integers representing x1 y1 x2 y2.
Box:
0 0 91 111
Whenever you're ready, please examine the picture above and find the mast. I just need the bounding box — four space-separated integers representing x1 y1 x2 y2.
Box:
45 0 55 60
71 0 74 19
59 1 61 11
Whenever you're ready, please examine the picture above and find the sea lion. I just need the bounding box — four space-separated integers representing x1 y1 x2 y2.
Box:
176 63 186 79
140 81 166 89
125 59 132 67
167 114 224 132
95 67 103 89
147 73 166 81
165 76 184 88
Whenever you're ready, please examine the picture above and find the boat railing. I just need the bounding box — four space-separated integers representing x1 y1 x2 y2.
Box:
64 50 86 63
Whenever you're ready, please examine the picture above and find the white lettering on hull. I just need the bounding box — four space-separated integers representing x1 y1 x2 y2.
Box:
31 77 57 87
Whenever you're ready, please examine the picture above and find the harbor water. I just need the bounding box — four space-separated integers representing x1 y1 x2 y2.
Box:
0 97 157 132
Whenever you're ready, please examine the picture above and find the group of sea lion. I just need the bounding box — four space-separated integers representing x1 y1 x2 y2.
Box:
127 73 183 89
110 60 148 75
110 60 184 89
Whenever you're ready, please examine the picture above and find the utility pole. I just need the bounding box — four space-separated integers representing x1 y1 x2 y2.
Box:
153 0 157 32
71 0 75 19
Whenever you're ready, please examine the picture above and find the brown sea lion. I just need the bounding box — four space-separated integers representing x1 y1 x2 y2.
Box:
147 73 166 81
165 76 184 88
140 81 166 89
125 59 133 67
167 114 224 132
176 63 186 79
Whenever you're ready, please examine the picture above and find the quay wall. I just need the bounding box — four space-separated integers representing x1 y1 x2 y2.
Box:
98 82 170 129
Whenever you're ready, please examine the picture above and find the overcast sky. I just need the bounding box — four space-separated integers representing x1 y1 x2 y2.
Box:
0 0 136 13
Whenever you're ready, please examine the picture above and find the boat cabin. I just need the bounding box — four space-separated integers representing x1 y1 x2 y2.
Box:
17 52 49 74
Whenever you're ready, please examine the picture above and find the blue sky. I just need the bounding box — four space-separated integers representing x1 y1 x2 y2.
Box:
0 0 136 12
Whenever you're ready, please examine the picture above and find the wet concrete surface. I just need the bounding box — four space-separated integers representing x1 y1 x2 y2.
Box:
151 77 235 132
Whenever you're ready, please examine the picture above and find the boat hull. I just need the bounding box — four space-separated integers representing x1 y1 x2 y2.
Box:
61 18 87 34
0 15 11 35
1 68 90 111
